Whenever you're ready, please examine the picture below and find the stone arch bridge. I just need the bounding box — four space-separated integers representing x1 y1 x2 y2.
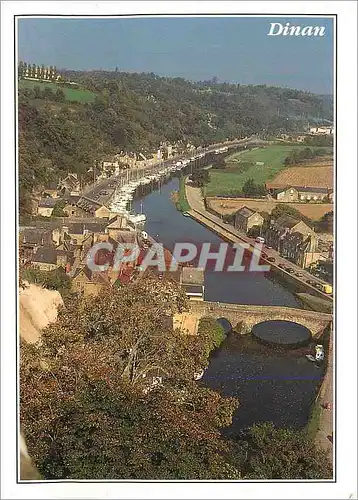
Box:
189 301 332 337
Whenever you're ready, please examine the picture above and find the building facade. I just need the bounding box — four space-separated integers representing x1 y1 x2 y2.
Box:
234 206 264 233
265 215 320 268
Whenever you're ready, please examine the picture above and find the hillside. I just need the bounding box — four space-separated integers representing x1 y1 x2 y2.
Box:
18 69 333 213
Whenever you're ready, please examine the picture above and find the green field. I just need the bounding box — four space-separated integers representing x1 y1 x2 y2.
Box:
19 79 97 103
206 145 331 196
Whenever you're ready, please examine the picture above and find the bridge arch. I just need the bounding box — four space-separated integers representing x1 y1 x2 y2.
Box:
216 317 233 334
188 301 332 338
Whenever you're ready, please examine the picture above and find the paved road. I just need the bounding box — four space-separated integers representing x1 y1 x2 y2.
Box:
185 181 333 302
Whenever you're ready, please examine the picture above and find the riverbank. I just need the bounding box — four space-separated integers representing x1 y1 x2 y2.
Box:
175 176 190 212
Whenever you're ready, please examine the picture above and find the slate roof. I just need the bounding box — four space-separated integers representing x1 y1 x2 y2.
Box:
66 222 107 235
20 228 54 247
235 206 255 218
274 215 301 230
38 198 57 208
44 181 58 191
73 266 111 285
32 247 57 264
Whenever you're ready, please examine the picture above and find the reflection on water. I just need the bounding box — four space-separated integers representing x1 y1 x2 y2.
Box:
202 333 324 433
252 320 312 346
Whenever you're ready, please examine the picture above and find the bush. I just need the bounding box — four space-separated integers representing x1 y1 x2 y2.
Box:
22 267 71 296
233 422 332 479
197 317 226 363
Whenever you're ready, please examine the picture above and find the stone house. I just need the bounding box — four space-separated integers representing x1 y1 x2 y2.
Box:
105 215 134 241
71 266 111 296
42 182 59 199
31 247 74 272
180 267 205 301
37 198 57 217
19 228 55 263
266 215 320 268
76 197 111 218
234 206 264 233
275 186 332 203
58 173 81 196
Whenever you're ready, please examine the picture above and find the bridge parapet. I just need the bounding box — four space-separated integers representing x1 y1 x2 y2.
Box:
189 301 332 337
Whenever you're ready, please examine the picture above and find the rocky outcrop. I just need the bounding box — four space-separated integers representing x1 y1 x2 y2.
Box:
19 282 63 344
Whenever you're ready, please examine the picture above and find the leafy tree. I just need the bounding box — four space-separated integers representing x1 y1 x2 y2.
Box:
270 203 313 227
22 267 71 296
242 178 266 198
52 199 67 217
247 225 261 238
315 210 333 233
233 422 332 480
20 278 239 479
55 88 66 102
190 169 210 188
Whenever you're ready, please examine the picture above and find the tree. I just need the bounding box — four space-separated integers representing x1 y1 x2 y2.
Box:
315 210 333 233
52 199 67 217
190 169 210 188
42 87 55 100
271 204 313 227
55 88 66 102
242 178 266 198
20 278 239 479
233 422 332 480
22 267 71 296
247 225 261 238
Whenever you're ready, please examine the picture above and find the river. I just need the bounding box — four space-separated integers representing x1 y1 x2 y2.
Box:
134 177 322 432
134 178 300 307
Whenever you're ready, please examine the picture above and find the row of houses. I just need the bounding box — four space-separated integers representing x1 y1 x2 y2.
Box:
233 206 332 269
38 173 115 219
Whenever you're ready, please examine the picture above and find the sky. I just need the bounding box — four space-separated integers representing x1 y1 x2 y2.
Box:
18 17 334 94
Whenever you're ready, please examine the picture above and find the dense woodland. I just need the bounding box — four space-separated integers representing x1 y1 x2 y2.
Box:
19 69 332 213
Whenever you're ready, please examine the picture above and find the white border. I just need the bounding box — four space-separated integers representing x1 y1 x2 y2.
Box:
1 1 357 499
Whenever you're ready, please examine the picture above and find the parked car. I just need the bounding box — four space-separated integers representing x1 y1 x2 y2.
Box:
262 252 268 259
287 268 295 273
267 257 275 263
295 272 303 277
278 263 285 269
307 279 315 285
